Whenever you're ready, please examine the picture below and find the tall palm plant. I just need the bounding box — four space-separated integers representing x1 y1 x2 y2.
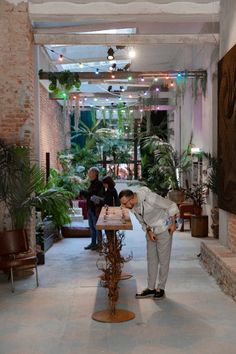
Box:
142 135 192 191
0 139 72 230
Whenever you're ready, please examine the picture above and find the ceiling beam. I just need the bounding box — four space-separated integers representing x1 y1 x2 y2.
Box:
39 70 207 81
35 33 219 45
33 22 137 34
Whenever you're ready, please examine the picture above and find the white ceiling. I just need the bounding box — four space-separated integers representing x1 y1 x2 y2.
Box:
31 0 220 109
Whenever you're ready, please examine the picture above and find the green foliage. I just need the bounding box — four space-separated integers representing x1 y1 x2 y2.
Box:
47 167 88 196
141 135 192 192
185 183 207 208
0 139 72 230
204 153 219 196
39 70 81 98
34 187 72 228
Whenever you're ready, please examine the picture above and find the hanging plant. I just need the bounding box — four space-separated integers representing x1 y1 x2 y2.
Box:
175 70 207 103
39 70 81 99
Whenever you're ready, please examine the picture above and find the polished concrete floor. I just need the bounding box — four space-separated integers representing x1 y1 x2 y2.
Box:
1 215 236 354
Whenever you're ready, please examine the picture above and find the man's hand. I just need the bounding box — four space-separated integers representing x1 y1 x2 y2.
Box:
168 223 176 235
147 230 158 241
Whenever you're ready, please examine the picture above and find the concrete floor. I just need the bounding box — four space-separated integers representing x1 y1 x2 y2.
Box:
1 216 236 354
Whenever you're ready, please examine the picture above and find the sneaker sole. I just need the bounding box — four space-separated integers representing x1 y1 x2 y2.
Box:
135 294 156 298
153 295 165 300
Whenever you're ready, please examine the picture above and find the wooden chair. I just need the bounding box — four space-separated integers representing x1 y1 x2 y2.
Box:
0 229 39 292
179 203 195 231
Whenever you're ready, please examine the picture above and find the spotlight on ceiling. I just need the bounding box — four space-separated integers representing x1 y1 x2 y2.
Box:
123 63 131 71
107 47 114 60
116 45 126 50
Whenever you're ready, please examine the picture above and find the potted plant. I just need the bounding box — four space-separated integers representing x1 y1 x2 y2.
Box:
0 139 72 246
142 135 192 201
185 182 208 237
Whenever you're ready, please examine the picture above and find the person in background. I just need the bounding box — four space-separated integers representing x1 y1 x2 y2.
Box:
81 167 105 250
102 176 120 207
119 186 179 299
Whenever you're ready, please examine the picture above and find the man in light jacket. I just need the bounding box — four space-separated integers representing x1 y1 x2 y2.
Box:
119 187 179 299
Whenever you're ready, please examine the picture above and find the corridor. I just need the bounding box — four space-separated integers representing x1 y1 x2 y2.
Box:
0 216 236 354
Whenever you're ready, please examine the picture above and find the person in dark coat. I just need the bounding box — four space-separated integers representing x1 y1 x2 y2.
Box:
81 167 105 250
102 176 120 207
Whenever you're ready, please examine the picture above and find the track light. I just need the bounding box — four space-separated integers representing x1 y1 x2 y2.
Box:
107 47 114 60
108 85 112 92
123 63 131 71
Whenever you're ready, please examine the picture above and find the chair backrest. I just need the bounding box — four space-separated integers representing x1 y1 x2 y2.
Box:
0 229 29 256
179 203 194 217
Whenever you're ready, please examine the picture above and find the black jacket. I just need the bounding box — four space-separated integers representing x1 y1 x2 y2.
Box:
81 178 105 213
104 187 120 207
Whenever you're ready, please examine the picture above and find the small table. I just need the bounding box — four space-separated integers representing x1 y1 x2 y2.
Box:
92 206 134 323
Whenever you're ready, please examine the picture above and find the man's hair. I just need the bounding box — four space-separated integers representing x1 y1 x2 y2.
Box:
119 189 134 199
88 166 99 176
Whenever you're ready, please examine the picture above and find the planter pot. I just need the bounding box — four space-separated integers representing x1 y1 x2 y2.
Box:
191 215 208 237
37 251 45 265
193 205 202 216
168 190 185 203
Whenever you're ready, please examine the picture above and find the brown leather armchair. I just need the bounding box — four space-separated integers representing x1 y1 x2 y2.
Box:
0 229 39 292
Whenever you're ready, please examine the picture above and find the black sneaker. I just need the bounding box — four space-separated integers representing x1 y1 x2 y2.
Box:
135 288 156 298
154 289 165 299
91 244 99 251
84 244 94 250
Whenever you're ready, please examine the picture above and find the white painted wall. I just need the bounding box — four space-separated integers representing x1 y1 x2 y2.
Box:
218 0 236 246
219 0 236 58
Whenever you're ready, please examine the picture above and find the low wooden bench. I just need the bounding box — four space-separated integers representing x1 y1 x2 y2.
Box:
61 220 90 238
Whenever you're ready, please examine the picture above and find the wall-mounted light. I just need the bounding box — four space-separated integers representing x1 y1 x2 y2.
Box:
107 47 114 60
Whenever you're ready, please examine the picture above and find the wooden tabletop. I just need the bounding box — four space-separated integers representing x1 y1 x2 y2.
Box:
96 206 133 231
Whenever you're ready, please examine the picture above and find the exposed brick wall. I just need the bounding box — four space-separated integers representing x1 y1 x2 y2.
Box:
201 240 236 301
228 213 236 253
0 1 35 148
39 84 70 170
